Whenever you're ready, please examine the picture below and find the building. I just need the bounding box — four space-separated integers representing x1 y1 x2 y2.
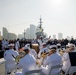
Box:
3 27 8 39
18 34 23 39
53 35 56 39
67 36 70 40
26 28 30 39
25 25 36 39
0 31 2 40
8 33 17 40
58 33 63 40
30 24 36 39
71 36 74 39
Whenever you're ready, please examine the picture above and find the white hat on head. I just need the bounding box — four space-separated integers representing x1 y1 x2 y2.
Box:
49 45 57 49
57 43 61 46
23 46 30 50
8 44 14 47
25 44 30 48
66 43 75 48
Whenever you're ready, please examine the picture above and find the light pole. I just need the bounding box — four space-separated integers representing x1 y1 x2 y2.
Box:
24 29 26 39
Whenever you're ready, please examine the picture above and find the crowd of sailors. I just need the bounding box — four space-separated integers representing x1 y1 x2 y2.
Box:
0 37 76 51
1 37 76 75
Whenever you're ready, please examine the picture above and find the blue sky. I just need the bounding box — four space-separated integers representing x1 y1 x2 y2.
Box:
0 0 76 38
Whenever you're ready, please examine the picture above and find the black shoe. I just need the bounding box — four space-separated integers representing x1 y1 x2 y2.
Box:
73 72 76 75
61 70 65 74
7 72 11 74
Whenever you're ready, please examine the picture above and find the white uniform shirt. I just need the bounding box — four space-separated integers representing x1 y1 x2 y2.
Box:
38 47 49 58
2 40 8 50
62 52 70 72
4 49 19 70
37 39 42 49
57 49 60 54
62 50 76 73
41 53 62 75
4 40 9 49
30 49 37 59
15 41 20 51
17 54 36 75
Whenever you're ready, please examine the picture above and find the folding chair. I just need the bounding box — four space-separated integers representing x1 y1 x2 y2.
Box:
25 69 43 75
49 64 62 75
65 52 76 75
68 67 76 75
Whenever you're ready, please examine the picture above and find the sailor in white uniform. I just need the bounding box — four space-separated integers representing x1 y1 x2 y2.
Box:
41 45 62 75
24 44 37 59
15 47 37 75
37 37 43 49
62 43 76 74
56 43 61 55
15 39 20 52
38 42 49 58
4 44 19 74
2 39 9 50
37 43 49 67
